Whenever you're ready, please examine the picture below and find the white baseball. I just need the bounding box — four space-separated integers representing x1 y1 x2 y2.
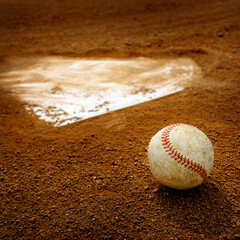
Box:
147 123 214 190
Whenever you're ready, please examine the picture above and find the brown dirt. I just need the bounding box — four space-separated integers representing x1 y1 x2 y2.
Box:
0 0 239 239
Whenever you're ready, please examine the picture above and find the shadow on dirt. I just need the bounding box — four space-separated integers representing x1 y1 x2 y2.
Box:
155 181 235 236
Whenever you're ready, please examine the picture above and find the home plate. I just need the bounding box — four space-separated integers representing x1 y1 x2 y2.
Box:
0 57 201 126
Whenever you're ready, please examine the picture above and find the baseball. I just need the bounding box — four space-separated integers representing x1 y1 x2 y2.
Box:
147 123 214 190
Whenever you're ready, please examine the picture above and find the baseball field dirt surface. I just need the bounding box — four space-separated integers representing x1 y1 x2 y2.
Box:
0 0 239 239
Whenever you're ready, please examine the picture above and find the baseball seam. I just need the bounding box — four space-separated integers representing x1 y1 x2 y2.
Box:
161 123 208 182
146 123 208 182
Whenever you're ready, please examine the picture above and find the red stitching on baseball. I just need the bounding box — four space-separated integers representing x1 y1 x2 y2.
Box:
161 123 208 182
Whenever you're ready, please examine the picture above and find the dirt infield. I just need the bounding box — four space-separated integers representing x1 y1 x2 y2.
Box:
0 0 239 239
